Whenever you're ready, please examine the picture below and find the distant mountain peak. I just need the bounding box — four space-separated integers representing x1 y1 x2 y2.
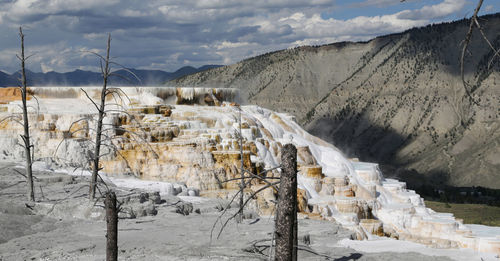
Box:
0 65 223 87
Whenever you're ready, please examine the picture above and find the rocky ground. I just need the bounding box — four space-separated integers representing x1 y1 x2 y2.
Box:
0 161 484 261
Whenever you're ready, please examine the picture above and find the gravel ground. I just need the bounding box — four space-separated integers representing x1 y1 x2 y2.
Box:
0 161 456 261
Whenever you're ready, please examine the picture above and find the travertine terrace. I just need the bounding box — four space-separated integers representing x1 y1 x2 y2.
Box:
0 86 499 255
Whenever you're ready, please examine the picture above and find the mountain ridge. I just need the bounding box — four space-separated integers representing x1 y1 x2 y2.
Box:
0 65 222 87
171 13 500 189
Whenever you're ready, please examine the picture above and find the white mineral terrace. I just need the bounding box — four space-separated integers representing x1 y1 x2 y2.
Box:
0 86 499 256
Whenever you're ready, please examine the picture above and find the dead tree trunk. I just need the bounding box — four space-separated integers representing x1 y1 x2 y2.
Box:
274 144 297 261
19 27 35 202
89 34 111 200
238 107 244 223
105 191 118 261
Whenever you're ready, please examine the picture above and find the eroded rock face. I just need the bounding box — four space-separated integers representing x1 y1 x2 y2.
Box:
0 87 498 255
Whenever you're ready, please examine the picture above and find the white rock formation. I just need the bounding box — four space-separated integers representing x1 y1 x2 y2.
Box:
0 86 498 255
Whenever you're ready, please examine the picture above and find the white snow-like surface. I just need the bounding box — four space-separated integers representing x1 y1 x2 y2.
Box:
338 238 499 261
2 86 499 256
242 106 351 180
467 225 500 239
18 163 198 198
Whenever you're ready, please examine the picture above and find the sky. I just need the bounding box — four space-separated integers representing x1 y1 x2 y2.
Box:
0 0 498 74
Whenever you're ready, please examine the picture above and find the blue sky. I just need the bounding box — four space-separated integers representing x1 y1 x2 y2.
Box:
0 0 498 73
323 0 498 20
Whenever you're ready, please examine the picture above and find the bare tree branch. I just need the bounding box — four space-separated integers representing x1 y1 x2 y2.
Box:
460 0 484 106
80 88 101 112
215 182 280 240
0 115 22 126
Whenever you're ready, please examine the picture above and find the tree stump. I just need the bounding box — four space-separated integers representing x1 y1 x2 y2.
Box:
275 144 297 261
105 191 118 261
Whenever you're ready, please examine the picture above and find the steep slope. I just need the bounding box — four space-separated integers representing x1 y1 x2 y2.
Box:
172 14 500 189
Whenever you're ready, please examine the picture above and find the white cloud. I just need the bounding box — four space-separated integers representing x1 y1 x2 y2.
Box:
40 62 52 73
0 0 481 73
216 41 251 50
397 0 467 20
1 0 119 23
0 48 19 73
83 33 106 41
352 0 410 8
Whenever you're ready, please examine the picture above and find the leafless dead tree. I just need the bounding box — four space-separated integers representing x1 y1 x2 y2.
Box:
0 27 38 201
444 0 500 129
88 34 112 200
211 143 300 261
72 35 157 260
207 107 302 260
460 0 499 105
402 0 499 129
49 33 156 201
210 106 280 238
18 27 35 202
